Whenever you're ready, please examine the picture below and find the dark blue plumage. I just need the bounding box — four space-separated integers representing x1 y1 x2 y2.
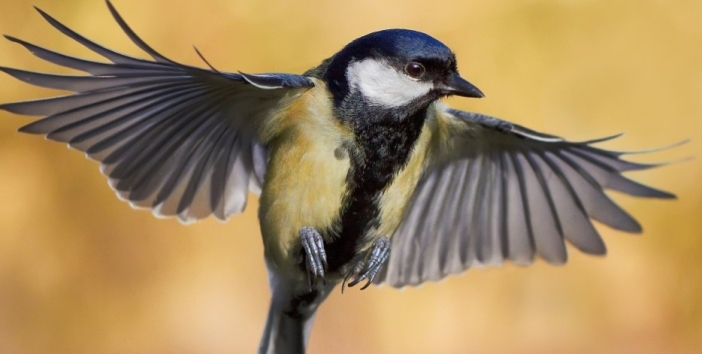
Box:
320 29 459 106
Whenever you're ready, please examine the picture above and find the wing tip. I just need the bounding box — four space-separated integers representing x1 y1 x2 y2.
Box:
539 253 568 266
33 5 55 24
606 212 643 234
620 155 693 173
17 123 44 134
104 0 173 64
618 138 690 155
577 132 625 145
651 189 677 200
0 102 36 117
627 222 643 234
193 45 221 73
570 237 608 256
3 34 18 43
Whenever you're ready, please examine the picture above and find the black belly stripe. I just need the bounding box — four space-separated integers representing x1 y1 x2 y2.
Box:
323 106 427 272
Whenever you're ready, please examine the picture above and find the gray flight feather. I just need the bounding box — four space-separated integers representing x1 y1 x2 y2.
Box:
375 106 680 288
0 2 314 224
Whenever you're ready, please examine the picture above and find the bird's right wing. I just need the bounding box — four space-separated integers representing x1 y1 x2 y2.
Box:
1 2 315 224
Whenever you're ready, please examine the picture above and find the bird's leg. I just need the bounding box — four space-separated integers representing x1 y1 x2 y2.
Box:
299 227 328 289
343 236 391 291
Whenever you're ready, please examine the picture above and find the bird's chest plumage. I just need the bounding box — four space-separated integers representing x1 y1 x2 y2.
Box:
258 84 430 277
258 85 353 277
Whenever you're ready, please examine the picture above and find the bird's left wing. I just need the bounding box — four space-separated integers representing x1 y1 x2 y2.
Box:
376 104 679 288
0 2 314 224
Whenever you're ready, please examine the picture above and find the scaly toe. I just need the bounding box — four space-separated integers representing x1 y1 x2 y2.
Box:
299 227 328 288
342 237 391 292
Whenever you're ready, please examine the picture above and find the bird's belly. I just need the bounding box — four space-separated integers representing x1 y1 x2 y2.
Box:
258 121 352 278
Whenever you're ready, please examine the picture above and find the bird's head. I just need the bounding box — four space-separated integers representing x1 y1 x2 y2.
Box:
322 29 483 116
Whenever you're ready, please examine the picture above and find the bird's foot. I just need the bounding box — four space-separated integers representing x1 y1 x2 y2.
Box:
299 227 328 289
342 237 391 291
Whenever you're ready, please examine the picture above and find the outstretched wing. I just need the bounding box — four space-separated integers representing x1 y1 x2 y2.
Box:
376 104 679 287
0 2 314 224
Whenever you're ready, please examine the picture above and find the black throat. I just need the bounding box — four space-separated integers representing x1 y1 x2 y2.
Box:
324 93 429 272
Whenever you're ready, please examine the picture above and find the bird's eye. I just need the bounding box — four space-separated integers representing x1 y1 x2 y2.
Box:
404 62 426 79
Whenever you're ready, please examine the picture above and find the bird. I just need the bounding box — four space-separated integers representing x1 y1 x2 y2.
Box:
0 2 681 354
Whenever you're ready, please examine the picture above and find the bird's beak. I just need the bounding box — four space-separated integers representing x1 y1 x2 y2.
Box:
437 74 484 98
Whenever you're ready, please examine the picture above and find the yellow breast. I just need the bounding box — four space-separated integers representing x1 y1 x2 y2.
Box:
258 80 354 275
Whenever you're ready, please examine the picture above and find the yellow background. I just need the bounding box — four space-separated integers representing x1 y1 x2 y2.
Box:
1 0 700 353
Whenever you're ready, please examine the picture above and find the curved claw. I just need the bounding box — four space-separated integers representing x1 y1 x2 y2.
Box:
342 237 391 292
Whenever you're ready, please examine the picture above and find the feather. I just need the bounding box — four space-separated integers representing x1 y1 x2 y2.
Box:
379 105 679 287
1 2 313 223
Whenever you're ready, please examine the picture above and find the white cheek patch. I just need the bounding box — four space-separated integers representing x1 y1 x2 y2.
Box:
346 59 433 108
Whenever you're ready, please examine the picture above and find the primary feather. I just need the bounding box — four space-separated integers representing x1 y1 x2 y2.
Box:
0 3 313 224
375 105 678 287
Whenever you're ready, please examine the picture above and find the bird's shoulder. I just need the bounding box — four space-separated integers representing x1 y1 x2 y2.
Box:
258 77 354 146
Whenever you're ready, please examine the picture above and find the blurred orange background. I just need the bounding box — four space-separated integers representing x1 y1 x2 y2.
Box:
0 0 700 353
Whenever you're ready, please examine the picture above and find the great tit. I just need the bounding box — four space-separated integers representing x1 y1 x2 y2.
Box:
1 2 680 354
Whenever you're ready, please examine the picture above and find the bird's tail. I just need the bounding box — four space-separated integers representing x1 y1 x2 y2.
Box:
258 270 335 354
